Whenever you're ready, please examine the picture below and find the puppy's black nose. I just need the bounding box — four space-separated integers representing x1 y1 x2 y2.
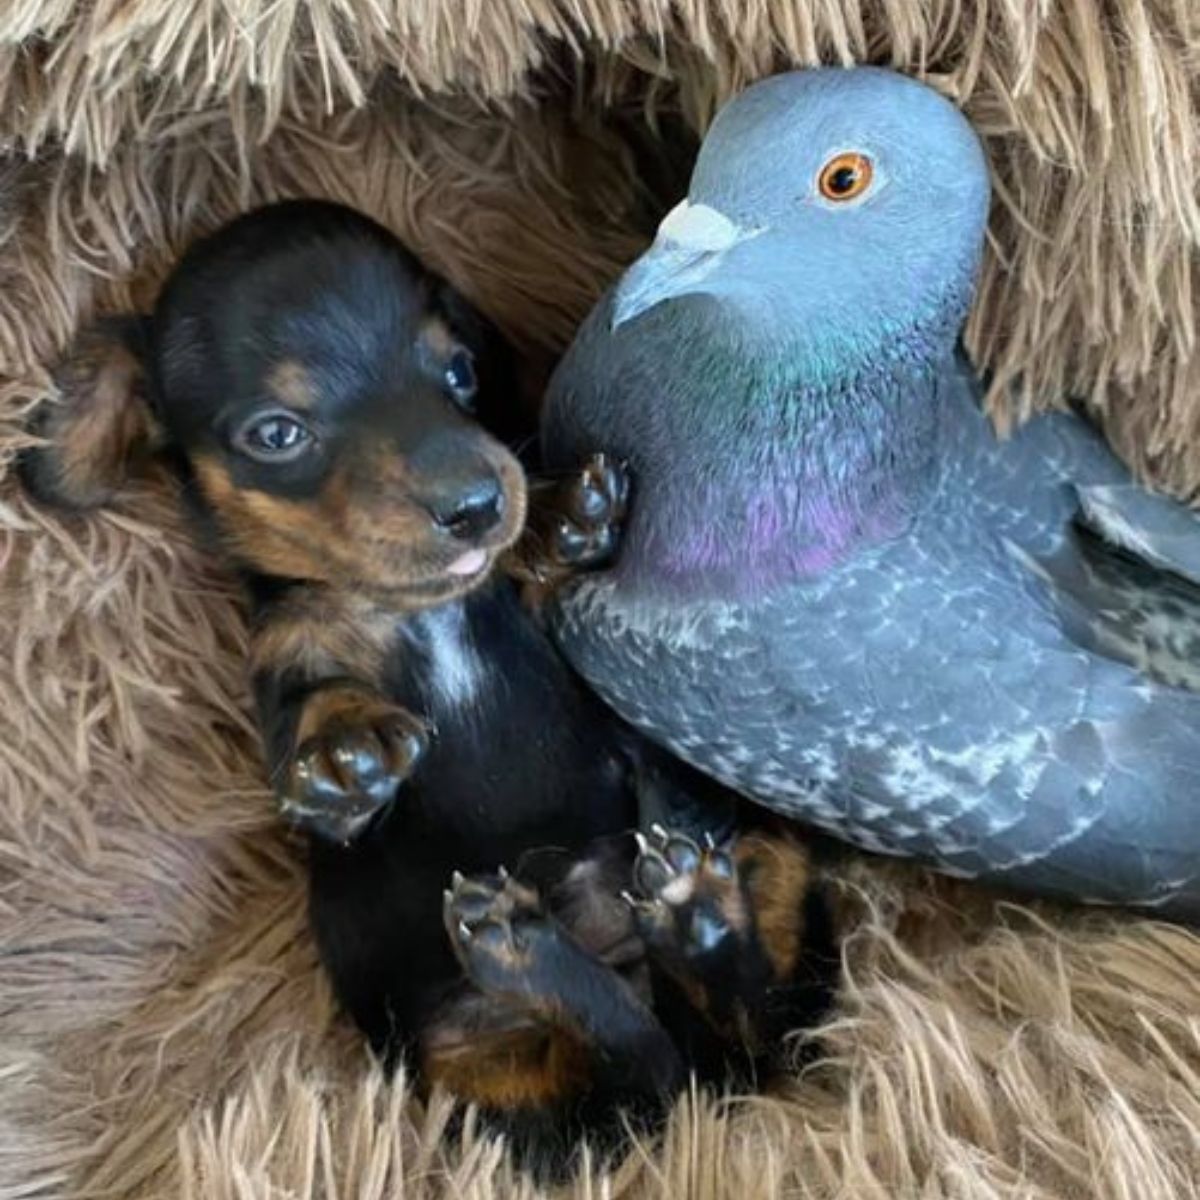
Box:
430 475 504 541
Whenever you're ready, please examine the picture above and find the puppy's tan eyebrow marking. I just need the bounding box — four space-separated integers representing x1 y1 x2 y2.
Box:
419 317 456 360
267 359 319 411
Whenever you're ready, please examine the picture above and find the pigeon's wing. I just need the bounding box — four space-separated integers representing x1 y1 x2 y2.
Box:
998 399 1200 587
979 394 1200 585
1006 521 1200 692
954 394 1200 688
1074 483 1200 588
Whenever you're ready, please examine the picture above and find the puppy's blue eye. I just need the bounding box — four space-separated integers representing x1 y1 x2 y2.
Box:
234 411 314 463
444 350 477 408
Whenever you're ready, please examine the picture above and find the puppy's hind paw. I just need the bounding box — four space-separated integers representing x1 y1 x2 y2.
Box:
630 826 745 966
443 869 578 1014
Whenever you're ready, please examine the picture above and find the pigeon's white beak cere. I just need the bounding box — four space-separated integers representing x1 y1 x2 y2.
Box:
610 201 759 330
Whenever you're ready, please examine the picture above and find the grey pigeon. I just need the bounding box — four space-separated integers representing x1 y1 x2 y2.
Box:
542 66 1200 921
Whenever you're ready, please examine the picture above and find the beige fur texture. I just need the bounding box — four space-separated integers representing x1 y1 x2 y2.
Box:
2 3 1200 1197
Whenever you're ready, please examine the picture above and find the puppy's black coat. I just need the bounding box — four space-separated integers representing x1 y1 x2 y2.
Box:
21 200 839 1173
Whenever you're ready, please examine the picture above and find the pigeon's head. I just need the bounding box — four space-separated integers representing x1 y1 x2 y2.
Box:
611 68 991 360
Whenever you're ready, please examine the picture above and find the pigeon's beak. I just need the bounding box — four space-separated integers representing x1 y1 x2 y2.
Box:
610 201 760 331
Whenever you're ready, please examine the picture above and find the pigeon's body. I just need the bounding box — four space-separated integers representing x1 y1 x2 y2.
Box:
543 68 1200 918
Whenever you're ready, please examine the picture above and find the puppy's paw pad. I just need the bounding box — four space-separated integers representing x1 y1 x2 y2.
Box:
552 515 618 566
443 870 557 996
568 454 630 527
551 454 631 568
629 826 744 961
282 702 431 842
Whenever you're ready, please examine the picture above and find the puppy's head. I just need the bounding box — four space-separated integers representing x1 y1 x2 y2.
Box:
23 201 527 607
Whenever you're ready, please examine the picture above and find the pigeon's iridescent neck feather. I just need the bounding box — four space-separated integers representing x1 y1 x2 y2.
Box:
583 286 975 603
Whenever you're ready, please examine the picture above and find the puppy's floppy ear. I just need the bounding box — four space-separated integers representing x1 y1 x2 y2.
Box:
19 315 161 510
432 282 531 450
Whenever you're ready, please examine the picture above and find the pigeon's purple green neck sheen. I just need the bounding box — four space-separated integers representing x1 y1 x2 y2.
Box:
544 67 991 601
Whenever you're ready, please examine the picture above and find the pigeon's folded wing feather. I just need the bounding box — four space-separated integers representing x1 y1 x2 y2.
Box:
999 403 1200 588
1075 483 1200 588
965 401 1200 687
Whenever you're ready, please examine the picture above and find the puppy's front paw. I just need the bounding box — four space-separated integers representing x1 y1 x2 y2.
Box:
281 688 431 842
551 453 631 568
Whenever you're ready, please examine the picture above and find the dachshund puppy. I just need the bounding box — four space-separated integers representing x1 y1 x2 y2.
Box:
21 200 839 1171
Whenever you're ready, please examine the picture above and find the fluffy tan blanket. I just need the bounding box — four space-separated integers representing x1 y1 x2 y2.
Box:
1 3 1199 1197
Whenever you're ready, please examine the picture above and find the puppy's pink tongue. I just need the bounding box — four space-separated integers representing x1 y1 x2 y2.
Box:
447 548 489 577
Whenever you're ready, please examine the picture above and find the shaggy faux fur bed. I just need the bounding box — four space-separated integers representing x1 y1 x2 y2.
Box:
2 3 1199 1198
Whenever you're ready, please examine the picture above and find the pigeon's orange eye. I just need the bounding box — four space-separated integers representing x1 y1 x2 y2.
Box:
817 152 874 202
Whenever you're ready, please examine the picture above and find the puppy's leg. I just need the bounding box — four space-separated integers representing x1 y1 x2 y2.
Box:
421 997 592 1110
629 826 838 1051
252 586 431 842
441 868 683 1101
419 995 599 1178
